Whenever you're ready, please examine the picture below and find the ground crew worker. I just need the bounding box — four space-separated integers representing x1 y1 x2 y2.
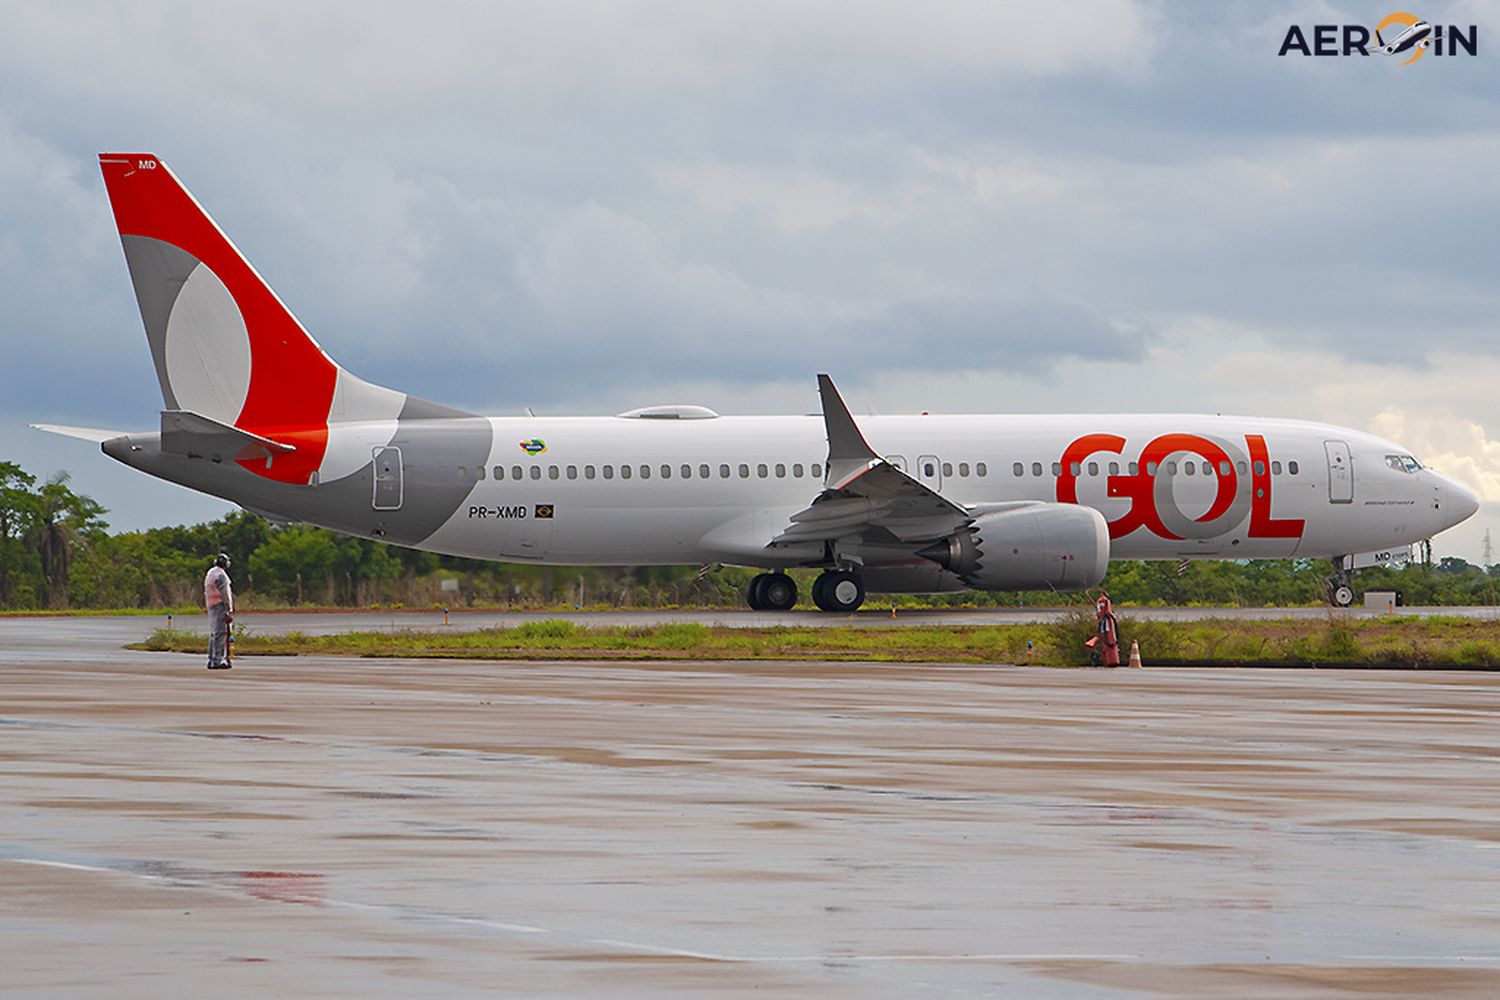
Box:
205 553 234 670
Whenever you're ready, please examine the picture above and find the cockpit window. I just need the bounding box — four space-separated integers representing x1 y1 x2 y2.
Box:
1386 454 1423 474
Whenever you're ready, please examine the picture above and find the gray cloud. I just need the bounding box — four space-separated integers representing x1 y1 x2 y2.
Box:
0 1 1496 557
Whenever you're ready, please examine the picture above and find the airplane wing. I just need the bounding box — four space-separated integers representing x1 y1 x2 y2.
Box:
772 376 974 546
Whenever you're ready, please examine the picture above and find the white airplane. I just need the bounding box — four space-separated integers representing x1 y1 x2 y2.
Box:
1376 19 1433 57
35 153 1478 611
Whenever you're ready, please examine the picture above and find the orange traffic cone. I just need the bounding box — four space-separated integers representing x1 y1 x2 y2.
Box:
1128 640 1143 668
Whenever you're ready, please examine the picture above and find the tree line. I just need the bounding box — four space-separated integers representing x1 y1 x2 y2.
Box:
2 460 1496 611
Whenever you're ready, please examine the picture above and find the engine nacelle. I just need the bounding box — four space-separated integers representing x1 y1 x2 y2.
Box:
919 504 1110 592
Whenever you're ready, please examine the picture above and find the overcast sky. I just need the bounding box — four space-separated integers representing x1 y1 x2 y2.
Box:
3 1 1498 560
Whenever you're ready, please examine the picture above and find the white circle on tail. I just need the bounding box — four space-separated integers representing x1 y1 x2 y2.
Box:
163 262 252 425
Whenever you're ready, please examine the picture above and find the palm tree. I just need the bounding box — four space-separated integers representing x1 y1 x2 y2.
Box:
29 472 106 609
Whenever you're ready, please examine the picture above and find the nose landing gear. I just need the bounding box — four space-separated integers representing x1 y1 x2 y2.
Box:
1326 557 1355 607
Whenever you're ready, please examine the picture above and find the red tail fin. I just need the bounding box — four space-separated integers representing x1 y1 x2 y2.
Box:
100 153 339 483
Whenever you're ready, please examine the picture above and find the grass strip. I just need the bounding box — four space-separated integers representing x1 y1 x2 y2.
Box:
130 614 1500 668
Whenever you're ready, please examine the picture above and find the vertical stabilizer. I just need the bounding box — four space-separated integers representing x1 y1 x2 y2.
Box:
99 153 407 484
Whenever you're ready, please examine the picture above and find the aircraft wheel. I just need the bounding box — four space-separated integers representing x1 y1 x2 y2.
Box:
1331 583 1355 608
813 570 864 613
745 573 770 610
760 573 797 611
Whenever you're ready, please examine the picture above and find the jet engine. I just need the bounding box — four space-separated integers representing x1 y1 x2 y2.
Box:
918 503 1110 592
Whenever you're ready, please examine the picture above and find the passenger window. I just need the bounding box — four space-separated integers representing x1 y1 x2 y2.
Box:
738 464 750 478
661 464 671 479
1128 462 1138 475
699 464 710 478
923 462 935 477
1219 461 1231 476
512 465 523 480
603 465 614 480
1052 462 1062 476
976 462 987 477
682 464 692 478
812 463 823 478
720 464 731 478
1253 461 1265 476
476 465 485 481
1288 461 1299 475
621 465 632 479
1201 462 1211 476
567 465 578 480
1069 462 1081 476
639 465 649 479
530 466 541 481
493 465 504 480
1184 463 1195 477
548 466 559 480
585 465 596 480
1166 461 1177 475
1087 462 1098 476
757 463 768 478
1147 461 1158 475
964 463 974 477
1237 461 1247 475
457 466 467 479
1032 462 1043 477
793 463 805 477
775 463 786 478
942 462 953 477
1271 461 1282 475
1108 462 1119 475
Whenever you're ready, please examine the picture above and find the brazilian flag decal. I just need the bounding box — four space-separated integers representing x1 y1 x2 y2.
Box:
534 504 555 519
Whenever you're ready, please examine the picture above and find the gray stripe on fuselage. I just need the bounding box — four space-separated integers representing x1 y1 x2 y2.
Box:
103 412 492 549
119 235 199 410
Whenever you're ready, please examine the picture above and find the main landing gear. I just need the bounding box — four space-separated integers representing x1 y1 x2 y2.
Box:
743 570 868 612
745 572 798 611
812 570 865 613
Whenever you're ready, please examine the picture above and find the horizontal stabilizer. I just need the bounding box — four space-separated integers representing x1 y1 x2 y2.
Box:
30 423 131 444
160 409 296 463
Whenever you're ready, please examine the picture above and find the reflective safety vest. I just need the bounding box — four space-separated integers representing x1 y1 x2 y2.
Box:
205 566 233 610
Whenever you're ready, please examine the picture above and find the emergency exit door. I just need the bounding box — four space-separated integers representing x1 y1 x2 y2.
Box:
1325 440 1353 504
373 446 403 510
917 454 943 491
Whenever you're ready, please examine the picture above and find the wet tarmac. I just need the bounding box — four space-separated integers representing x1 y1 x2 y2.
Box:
4 618 1500 997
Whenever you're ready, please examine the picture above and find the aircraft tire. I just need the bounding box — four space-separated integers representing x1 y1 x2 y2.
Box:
745 574 770 610
814 570 864 613
1331 583 1354 607
811 573 830 611
761 573 797 611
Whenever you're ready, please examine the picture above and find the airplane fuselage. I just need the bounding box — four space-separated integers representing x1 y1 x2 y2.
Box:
105 410 1471 580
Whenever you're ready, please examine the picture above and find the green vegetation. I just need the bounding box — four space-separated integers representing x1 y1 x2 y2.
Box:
4 458 1497 612
136 615 1500 668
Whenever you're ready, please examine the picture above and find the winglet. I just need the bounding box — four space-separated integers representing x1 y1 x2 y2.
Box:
817 374 882 489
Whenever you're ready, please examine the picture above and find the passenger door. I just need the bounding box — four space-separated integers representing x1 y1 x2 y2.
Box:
372 446 403 510
1325 440 1353 504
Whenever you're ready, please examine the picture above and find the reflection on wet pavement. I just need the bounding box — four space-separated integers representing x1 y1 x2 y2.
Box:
2 618 1500 996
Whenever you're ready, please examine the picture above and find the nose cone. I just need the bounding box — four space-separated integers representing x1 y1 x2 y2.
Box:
1442 476 1480 527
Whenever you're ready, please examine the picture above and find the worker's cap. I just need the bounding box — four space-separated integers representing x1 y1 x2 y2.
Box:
214 552 231 568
